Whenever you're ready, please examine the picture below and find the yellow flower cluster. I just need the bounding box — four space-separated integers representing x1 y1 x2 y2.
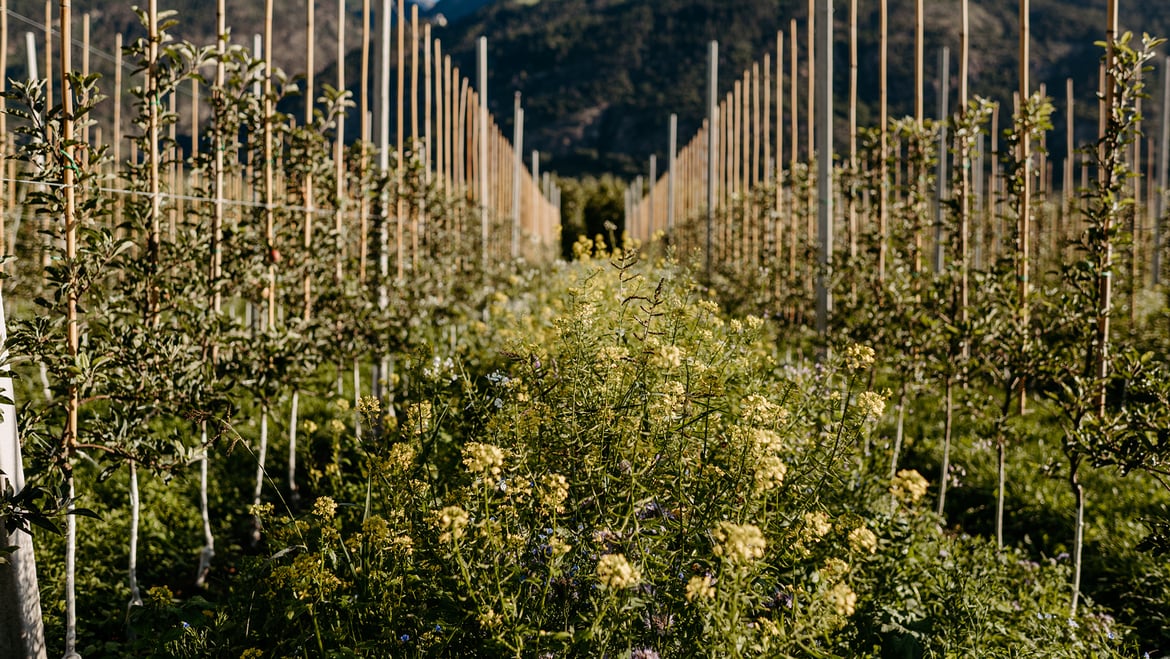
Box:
147 585 175 607
548 535 572 558
890 469 930 504
597 345 629 365
685 574 716 602
855 391 887 419
537 473 570 514
820 557 851 582
803 511 832 540
356 396 381 421
848 526 878 554
463 442 506 477
596 553 641 590
753 454 788 495
406 401 433 435
843 343 876 371
652 380 687 419
741 394 788 428
827 582 858 617
712 522 767 565
653 344 686 369
312 496 337 520
437 505 470 543
387 443 416 471
749 428 786 455
478 608 504 630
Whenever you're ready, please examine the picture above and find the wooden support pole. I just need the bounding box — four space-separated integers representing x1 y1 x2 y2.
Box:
359 0 371 282
668 113 677 239
60 0 82 653
916 0 924 124
334 0 346 283
789 20 798 284
0 0 5 280
934 47 950 274
878 0 888 282
815 0 833 337
1157 57 1169 285
264 0 276 331
478 36 488 270
410 4 419 267
706 41 718 280
80 13 89 146
396 0 405 280
1018 0 1031 413
848 0 857 268
1065 78 1075 247
512 92 523 259
303 0 315 320
423 23 431 244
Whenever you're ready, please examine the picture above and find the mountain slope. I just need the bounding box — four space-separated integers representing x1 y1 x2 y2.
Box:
3 0 1167 180
436 0 1170 178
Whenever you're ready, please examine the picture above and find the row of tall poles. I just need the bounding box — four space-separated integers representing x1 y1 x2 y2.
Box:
0 3 561 656
0 0 562 294
626 0 1169 331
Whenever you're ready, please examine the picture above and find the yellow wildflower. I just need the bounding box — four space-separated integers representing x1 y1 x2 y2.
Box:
712 522 767 565
596 554 641 589
848 526 878 554
463 442 506 477
827 581 857 617
890 469 930 504
685 575 716 602
843 344 876 371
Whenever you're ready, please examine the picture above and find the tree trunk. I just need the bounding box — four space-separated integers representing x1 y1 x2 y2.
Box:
0 289 47 657
936 376 954 517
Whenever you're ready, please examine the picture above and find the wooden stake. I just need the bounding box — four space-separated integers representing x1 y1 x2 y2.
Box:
396 0 405 280
916 0 924 124
147 0 163 321
1065 78 1075 248
410 4 419 265
512 92 522 258
878 0 888 282
0 0 6 280
959 0 971 360
668 113 677 238
335 0 346 283
1157 57 1169 285
807 0 814 163
80 13 89 146
1018 0 1030 414
815 0 833 337
264 0 276 331
934 47 949 274
706 40 718 280
59 1 81 654
423 23 431 244
789 20 798 284
848 0 857 270
302 0 314 320
359 0 370 282
477 36 488 270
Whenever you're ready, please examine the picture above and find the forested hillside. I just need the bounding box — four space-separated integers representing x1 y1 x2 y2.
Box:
437 0 1170 176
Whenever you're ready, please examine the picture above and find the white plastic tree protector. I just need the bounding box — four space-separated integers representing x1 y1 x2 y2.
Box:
0 288 47 658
